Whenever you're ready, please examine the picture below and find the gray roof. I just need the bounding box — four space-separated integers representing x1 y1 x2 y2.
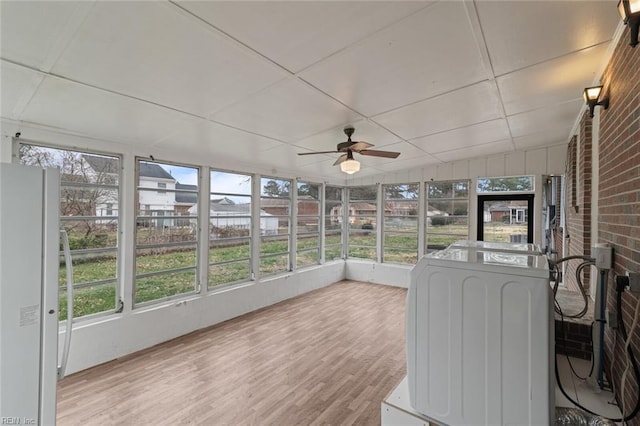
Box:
176 183 197 204
83 155 175 180
82 155 119 174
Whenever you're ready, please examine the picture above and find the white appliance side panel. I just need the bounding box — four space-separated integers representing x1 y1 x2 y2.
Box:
415 269 451 417
461 276 488 424
40 167 59 424
0 164 44 421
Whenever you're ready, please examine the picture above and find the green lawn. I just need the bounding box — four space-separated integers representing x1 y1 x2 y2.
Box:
58 223 525 320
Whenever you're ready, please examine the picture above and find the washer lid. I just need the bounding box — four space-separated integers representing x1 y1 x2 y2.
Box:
449 239 542 254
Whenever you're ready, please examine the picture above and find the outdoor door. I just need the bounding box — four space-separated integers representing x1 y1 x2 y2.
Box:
477 194 534 243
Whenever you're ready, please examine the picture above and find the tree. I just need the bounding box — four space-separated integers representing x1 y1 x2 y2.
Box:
262 179 290 197
297 182 319 200
19 144 118 239
348 185 377 201
477 176 533 192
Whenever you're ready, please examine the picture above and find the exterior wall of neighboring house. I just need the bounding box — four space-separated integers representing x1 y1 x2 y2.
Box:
188 203 279 236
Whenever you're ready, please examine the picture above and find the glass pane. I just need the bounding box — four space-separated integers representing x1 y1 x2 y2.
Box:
297 182 320 200
297 218 319 234
348 230 376 246
384 216 418 232
426 234 460 252
384 232 418 250
260 254 289 276
135 269 197 304
384 184 419 200
348 246 376 260
426 216 469 234
210 171 252 195
209 261 250 287
326 186 343 201
325 245 343 261
261 177 291 197
326 200 342 215
349 185 377 201
260 237 289 255
59 251 117 285
136 224 196 245
260 217 289 235
209 238 250 263
297 235 319 250
383 248 418 265
136 244 197 274
297 250 319 268
61 219 118 249
260 199 290 216
482 200 529 243
59 283 116 320
477 176 534 193
325 233 342 245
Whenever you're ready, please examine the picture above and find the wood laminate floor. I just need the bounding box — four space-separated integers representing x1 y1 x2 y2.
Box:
57 281 407 425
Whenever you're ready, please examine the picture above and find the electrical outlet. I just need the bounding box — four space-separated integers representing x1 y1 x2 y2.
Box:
629 272 640 293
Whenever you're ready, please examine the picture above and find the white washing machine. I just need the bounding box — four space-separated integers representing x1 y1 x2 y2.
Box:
406 247 554 425
449 239 542 254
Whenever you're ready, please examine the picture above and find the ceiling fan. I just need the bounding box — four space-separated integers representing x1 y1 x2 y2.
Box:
298 126 400 174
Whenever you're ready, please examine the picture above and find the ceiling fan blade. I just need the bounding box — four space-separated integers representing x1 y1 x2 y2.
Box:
333 154 348 166
298 150 339 156
349 141 374 152
359 149 401 159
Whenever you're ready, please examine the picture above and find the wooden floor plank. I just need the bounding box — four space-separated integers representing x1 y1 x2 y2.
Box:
57 280 407 425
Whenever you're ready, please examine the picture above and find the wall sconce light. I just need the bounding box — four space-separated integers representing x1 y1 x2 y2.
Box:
618 0 640 47
340 151 360 174
583 85 609 118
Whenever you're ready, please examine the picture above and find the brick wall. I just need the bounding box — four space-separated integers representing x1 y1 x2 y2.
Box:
598 30 640 423
565 115 593 294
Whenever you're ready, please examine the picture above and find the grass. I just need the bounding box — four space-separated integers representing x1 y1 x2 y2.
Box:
59 223 527 319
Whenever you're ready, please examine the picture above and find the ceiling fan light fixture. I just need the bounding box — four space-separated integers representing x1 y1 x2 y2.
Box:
340 158 360 174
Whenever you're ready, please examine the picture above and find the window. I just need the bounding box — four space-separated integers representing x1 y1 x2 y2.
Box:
477 175 534 193
426 180 469 252
19 143 120 320
348 185 377 260
209 170 252 287
383 184 419 264
324 186 344 261
135 159 199 305
260 177 291 276
157 182 167 193
296 181 320 268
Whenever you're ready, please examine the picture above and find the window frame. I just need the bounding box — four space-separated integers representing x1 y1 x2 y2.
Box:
295 180 321 269
259 176 292 278
347 184 378 261
425 180 470 253
382 183 420 265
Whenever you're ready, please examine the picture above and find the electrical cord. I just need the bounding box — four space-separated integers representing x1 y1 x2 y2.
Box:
551 255 594 318
618 280 640 423
613 278 640 422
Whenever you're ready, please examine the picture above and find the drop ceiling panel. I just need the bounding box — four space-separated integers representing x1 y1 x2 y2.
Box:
410 119 511 154
373 81 503 140
434 139 514 163
211 77 362 142
152 120 284 158
21 77 196 146
374 154 441 173
299 1 487 116
498 43 610 116
0 1 92 70
508 99 583 138
52 2 287 118
177 1 429 73
476 1 620 76
294 120 400 153
351 141 427 168
513 127 571 151
0 63 43 119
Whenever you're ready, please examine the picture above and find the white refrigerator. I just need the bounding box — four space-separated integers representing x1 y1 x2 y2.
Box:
0 163 60 424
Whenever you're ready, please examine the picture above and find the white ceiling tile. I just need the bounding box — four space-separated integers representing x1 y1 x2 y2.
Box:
434 139 514 163
375 155 440 173
152 120 284 158
508 99 583 138
21 77 196 146
409 119 511 154
476 1 620 76
0 63 44 119
211 78 361 142
298 1 487 116
0 1 93 70
51 2 286 118
177 1 429 73
498 43 610 116
294 120 401 153
513 127 571 151
374 82 503 140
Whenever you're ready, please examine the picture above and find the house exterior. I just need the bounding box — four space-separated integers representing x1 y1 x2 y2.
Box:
188 199 279 236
